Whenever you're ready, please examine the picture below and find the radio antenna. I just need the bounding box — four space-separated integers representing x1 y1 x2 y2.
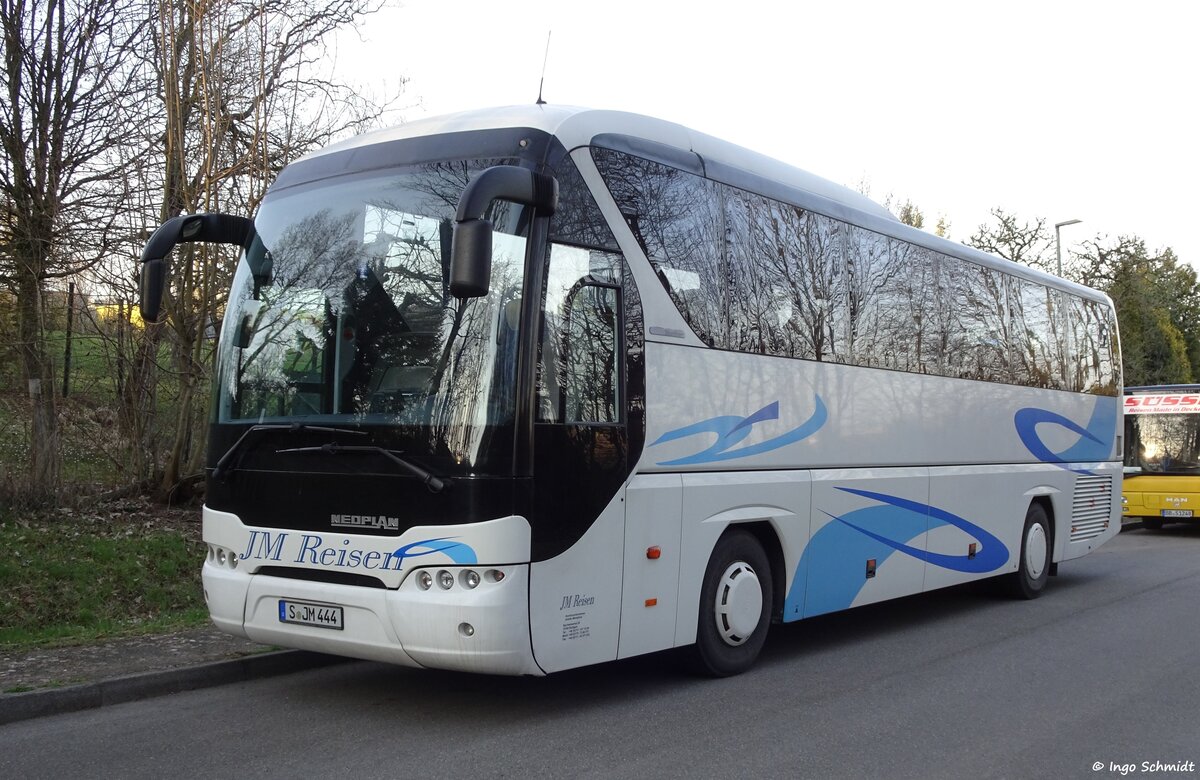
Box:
536 31 551 105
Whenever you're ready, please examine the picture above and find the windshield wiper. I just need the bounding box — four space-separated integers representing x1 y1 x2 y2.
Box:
275 443 450 493
212 423 367 479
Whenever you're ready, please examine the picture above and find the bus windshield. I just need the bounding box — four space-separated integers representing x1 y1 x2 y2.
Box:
214 161 529 465
1124 397 1200 475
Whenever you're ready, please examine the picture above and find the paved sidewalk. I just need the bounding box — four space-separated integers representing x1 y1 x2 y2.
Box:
0 626 343 725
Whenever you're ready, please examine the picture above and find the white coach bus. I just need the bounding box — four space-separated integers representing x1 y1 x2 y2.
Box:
139 106 1122 676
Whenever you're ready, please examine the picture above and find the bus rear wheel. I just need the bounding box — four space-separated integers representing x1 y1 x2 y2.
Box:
1008 503 1051 599
688 529 772 677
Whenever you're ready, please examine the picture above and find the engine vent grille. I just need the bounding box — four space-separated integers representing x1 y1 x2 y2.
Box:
1071 474 1113 542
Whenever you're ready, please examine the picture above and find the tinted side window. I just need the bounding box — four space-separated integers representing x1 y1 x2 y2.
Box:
927 252 959 377
1009 278 1040 387
956 263 1011 382
593 148 726 347
1046 289 1071 390
538 246 624 423
844 228 936 372
1077 300 1119 395
563 282 621 423
845 225 892 367
731 192 847 361
591 146 1114 394
550 150 621 252
1010 279 1067 390
1102 308 1120 393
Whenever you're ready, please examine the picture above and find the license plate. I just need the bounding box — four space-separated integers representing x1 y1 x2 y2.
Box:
1161 509 1193 518
278 599 344 630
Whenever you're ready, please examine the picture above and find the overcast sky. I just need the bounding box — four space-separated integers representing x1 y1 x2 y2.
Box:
333 0 1198 270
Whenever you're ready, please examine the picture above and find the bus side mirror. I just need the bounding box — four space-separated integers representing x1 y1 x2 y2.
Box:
139 215 190 323
449 166 557 299
140 258 169 324
138 213 254 323
450 220 493 298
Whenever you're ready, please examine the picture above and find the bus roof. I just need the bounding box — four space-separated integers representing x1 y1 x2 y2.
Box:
293 105 1112 306
303 105 893 219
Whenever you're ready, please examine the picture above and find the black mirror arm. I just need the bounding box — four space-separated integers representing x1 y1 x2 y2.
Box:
448 167 558 300
454 167 558 222
138 213 255 323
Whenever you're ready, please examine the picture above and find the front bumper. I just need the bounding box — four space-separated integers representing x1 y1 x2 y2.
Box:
201 505 541 676
203 562 541 675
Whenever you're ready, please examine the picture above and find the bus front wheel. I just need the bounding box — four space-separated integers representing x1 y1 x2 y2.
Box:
688 529 772 677
1008 503 1051 599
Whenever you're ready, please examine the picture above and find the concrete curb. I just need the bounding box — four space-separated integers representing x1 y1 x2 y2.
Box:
0 650 346 726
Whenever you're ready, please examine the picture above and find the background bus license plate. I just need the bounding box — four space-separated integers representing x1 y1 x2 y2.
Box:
279 600 343 630
1161 509 1193 518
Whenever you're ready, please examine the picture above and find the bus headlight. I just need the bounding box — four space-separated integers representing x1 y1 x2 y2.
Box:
409 566 512 592
207 544 239 569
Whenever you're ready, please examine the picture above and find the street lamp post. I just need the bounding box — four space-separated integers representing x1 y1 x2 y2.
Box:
1055 219 1082 277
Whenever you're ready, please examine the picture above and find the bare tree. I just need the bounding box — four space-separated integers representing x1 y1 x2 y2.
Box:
142 0 397 501
0 0 145 504
968 207 1053 271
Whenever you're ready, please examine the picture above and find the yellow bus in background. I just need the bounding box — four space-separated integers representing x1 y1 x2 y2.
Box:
1123 385 1200 529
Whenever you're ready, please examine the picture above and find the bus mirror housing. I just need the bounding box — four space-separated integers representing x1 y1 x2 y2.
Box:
450 220 494 299
449 166 557 299
139 258 169 325
139 213 254 323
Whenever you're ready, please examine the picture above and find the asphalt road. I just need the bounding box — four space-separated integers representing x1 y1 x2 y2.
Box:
2 524 1198 780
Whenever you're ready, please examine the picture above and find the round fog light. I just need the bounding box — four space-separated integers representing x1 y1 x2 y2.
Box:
417 571 433 590
217 548 227 566
458 622 475 637
462 570 480 589
437 570 454 590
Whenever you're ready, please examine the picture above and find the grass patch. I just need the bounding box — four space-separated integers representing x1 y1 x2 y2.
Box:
0 506 209 648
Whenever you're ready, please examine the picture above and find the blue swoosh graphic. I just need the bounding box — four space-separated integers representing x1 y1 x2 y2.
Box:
392 537 478 566
651 397 827 466
784 488 1009 620
834 488 1008 572
1014 397 1117 473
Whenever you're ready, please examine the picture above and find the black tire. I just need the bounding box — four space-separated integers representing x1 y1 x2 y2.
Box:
687 529 773 677
1007 503 1051 599
1142 517 1164 531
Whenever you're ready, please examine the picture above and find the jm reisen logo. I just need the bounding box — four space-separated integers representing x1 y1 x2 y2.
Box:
239 531 477 571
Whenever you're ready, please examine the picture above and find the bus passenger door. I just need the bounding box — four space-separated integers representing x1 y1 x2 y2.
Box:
528 249 631 673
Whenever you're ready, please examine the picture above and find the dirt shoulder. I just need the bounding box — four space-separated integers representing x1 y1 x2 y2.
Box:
1 624 272 693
